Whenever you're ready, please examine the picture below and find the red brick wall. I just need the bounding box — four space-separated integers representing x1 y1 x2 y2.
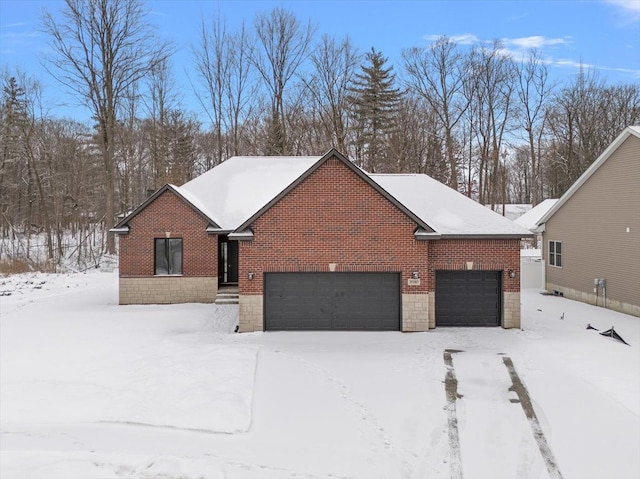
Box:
239 157 430 294
118 161 521 300
119 190 217 277
429 239 521 292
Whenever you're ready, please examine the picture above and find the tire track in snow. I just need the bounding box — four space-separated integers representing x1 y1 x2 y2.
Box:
443 350 464 479
502 356 564 479
449 351 561 479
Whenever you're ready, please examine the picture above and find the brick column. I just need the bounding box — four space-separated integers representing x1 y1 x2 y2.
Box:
239 295 263 332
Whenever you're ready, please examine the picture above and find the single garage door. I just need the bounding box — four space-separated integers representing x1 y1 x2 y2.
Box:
435 270 502 326
264 272 400 331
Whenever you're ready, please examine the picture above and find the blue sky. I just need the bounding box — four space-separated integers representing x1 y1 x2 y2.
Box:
1 0 639 122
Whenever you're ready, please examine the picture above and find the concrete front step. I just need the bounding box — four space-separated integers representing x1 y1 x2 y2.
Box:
215 298 239 305
215 290 239 305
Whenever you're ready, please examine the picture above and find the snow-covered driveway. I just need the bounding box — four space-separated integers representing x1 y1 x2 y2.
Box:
1 271 638 478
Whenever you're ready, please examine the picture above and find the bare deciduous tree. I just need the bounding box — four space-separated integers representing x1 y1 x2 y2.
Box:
251 7 315 154
515 49 553 205
42 0 170 254
193 14 258 163
403 37 471 189
469 41 516 208
305 34 360 152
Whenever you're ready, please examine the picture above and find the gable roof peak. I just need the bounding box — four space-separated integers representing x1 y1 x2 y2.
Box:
112 183 220 231
537 126 640 226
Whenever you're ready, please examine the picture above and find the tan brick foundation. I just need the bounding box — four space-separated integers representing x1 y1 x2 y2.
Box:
239 295 263 332
503 292 521 329
119 276 217 304
402 294 430 331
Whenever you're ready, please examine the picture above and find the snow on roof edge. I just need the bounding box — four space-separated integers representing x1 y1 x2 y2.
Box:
370 173 532 237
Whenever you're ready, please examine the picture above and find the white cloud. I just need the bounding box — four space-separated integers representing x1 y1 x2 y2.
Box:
0 22 29 30
423 33 479 45
604 0 640 21
605 0 640 13
421 32 639 80
503 36 571 49
552 59 596 69
423 34 571 50
550 58 640 78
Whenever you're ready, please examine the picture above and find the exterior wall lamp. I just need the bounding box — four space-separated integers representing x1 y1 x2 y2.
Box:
412 271 420 279
248 272 254 280
508 269 516 279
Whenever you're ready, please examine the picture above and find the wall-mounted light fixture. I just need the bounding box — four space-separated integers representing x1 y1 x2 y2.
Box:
248 272 254 280
412 271 420 279
508 269 516 279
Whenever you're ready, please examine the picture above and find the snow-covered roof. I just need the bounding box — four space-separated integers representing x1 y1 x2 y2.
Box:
538 126 640 226
169 184 221 227
114 151 532 238
514 199 558 231
371 174 532 237
180 156 321 230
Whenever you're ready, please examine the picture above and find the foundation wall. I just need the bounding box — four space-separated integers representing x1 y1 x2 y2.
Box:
546 282 640 317
119 276 217 304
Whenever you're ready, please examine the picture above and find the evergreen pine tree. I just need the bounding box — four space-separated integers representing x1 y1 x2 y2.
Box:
347 48 401 172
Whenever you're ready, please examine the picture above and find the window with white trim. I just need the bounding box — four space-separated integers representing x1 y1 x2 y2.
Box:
548 240 562 267
155 238 183 275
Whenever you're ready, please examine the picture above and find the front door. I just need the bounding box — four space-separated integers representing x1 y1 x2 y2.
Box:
218 236 239 284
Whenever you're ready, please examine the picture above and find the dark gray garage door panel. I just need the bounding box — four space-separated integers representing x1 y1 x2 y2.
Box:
265 272 400 331
435 270 501 326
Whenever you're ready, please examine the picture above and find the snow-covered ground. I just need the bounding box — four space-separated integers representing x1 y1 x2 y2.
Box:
1 271 638 478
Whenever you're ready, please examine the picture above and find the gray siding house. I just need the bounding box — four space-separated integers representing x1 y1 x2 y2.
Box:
537 126 640 317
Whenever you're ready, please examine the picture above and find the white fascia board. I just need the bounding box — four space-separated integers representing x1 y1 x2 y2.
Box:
109 226 130 234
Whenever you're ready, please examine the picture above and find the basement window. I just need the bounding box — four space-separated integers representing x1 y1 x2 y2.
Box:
548 240 562 268
155 238 183 275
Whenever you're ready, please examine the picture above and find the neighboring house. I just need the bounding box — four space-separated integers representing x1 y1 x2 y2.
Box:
515 201 558 290
536 126 640 317
486 203 532 222
515 199 558 249
112 149 532 332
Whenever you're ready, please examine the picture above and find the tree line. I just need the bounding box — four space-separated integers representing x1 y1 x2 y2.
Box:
1 0 639 269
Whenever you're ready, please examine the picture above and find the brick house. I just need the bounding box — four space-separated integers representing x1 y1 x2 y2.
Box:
112 149 531 332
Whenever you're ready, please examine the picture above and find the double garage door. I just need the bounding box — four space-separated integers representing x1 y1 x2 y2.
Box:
265 272 400 331
263 270 502 330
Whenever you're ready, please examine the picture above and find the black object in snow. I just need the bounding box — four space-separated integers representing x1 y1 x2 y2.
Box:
586 323 599 330
599 326 629 346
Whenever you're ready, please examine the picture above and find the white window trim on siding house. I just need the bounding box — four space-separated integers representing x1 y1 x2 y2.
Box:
549 240 562 268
